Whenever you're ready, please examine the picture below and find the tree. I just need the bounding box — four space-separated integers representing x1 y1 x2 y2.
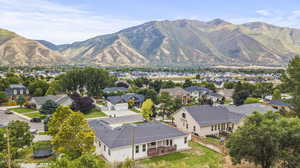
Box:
0 79 9 91
183 79 193 88
128 98 135 109
0 91 8 104
226 112 300 168
71 93 95 114
136 88 158 104
158 92 174 119
39 100 59 115
46 80 63 95
224 82 235 89
60 68 114 97
48 106 73 136
52 112 95 159
28 80 49 96
16 95 26 107
281 56 300 116
253 83 273 98
49 153 105 168
141 99 154 120
272 89 281 100
233 90 250 106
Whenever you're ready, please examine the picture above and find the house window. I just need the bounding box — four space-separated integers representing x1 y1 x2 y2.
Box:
98 141 101 147
193 126 196 132
182 113 186 119
215 125 217 131
142 144 146 152
184 137 187 144
170 139 173 146
135 145 139 153
218 124 220 130
108 149 111 156
186 124 189 129
13 90 17 95
104 145 106 151
211 125 214 131
166 140 169 146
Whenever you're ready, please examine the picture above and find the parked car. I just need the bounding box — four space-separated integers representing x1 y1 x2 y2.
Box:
4 110 13 114
30 118 41 123
30 129 38 134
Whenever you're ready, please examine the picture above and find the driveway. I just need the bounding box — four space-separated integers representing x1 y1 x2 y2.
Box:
0 106 44 131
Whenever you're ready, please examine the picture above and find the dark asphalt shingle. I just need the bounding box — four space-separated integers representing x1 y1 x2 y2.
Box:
89 121 187 148
183 105 244 126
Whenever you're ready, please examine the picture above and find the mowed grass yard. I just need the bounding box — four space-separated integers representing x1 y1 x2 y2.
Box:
9 107 45 119
139 142 223 168
9 107 36 113
84 108 107 119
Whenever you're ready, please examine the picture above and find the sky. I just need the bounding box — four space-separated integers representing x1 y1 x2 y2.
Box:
1 0 300 44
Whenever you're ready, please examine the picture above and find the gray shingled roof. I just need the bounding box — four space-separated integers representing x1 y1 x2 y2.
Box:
9 84 26 89
183 105 244 126
89 121 187 148
31 95 72 106
184 86 211 93
160 87 189 97
94 114 144 125
268 100 291 107
225 103 278 116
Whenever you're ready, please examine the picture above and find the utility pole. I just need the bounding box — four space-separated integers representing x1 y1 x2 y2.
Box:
131 125 135 161
6 128 12 168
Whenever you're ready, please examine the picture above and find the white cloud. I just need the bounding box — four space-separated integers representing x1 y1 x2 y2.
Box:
0 0 143 44
228 10 300 28
256 10 271 16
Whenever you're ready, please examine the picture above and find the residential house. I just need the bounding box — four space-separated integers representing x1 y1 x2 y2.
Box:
173 105 244 137
121 93 145 107
225 103 278 116
160 87 190 104
89 120 190 162
92 114 144 128
5 84 29 99
30 95 73 109
206 92 224 103
184 86 211 100
106 93 145 111
107 96 129 111
267 100 292 111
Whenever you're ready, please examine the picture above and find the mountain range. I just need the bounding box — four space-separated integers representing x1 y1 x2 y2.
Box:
1 19 300 67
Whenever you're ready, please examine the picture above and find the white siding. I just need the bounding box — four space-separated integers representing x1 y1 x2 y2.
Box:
95 136 190 162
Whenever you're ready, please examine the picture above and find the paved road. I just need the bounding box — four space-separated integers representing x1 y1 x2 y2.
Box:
0 106 44 131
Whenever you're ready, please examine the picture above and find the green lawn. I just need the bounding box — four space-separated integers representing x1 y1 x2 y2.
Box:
139 142 223 168
9 107 36 113
203 137 222 145
23 112 45 119
224 100 232 104
84 108 107 118
96 102 106 105
16 146 56 164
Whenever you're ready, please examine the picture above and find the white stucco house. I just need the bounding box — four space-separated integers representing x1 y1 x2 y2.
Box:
88 120 191 162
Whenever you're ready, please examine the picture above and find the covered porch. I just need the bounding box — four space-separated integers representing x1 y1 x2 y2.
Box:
147 139 177 157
